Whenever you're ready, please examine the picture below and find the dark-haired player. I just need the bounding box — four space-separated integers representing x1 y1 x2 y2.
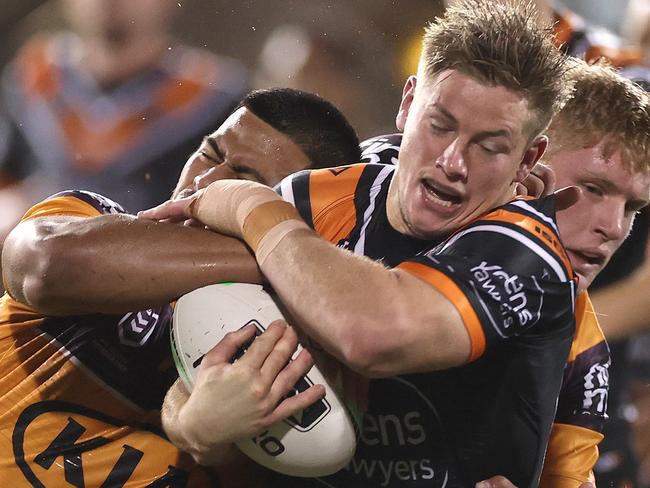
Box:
150 2 581 486
0 87 360 486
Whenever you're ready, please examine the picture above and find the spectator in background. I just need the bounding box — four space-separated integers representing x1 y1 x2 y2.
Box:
0 0 248 235
252 2 396 140
0 0 249 294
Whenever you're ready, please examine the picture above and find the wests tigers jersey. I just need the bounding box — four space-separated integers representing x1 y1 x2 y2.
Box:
361 133 611 486
274 163 577 488
0 190 218 487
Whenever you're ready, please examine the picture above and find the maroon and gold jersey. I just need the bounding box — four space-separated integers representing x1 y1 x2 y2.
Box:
541 293 609 487
0 190 218 487
274 163 577 487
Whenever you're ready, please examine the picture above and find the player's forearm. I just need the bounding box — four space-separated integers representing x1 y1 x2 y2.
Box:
2 214 261 315
171 180 469 374
260 230 468 376
590 265 650 341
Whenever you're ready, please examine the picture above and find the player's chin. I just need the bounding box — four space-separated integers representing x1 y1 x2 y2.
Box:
408 211 461 241
575 271 595 294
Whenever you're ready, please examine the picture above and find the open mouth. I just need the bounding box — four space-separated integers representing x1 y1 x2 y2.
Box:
421 179 462 207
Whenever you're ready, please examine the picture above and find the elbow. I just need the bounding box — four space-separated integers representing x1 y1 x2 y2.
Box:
335 316 411 378
3 222 75 314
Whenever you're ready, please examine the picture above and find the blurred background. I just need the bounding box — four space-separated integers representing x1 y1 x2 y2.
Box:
0 0 649 487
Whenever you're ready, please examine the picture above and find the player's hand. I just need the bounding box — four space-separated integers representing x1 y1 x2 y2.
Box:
516 161 556 198
475 475 517 488
176 320 325 465
137 192 199 223
554 185 582 211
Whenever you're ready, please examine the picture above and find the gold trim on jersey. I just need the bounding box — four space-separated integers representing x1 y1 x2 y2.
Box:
21 195 101 222
539 422 603 487
568 293 605 362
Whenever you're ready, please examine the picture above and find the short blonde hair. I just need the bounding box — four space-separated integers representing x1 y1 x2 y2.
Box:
545 58 650 174
420 0 573 137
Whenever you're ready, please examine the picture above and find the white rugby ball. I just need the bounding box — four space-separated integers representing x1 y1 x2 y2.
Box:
171 282 357 477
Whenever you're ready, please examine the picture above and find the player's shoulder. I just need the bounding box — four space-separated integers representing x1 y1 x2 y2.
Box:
438 194 574 283
278 163 394 232
21 190 126 222
360 133 402 165
278 163 394 204
481 195 569 263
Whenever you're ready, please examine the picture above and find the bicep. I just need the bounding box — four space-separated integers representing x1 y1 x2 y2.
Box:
369 268 472 375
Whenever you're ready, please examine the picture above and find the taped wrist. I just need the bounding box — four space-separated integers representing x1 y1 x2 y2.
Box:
242 200 310 264
189 180 278 237
188 179 309 263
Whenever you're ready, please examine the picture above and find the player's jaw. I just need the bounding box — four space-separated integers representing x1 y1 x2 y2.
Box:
564 247 609 291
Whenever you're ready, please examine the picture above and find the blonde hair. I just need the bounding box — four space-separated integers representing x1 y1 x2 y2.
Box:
545 58 650 174
420 0 573 137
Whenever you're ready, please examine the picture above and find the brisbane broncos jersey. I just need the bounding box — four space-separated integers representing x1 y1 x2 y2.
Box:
272 163 577 487
0 190 218 487
360 134 611 486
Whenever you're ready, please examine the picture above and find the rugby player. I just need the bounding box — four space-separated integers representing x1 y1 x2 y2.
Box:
146 2 581 486
0 88 361 486
358 58 650 487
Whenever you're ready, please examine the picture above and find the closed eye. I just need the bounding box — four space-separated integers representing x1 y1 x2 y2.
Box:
431 123 452 135
583 183 603 196
200 151 221 164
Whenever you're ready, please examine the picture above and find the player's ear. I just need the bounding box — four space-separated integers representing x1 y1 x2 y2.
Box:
396 76 417 132
514 135 548 183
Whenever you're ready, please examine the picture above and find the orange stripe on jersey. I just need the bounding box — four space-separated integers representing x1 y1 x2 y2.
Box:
398 261 486 362
309 164 366 243
21 195 102 223
481 208 573 277
567 292 605 362
539 423 603 487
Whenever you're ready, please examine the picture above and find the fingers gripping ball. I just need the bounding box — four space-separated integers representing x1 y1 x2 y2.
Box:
171 283 357 477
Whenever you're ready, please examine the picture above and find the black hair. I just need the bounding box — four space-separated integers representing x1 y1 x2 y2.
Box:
237 88 361 168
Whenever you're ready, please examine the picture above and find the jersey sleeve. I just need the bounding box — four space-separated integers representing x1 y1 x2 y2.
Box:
20 190 126 221
398 197 577 361
539 293 609 486
276 163 374 244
